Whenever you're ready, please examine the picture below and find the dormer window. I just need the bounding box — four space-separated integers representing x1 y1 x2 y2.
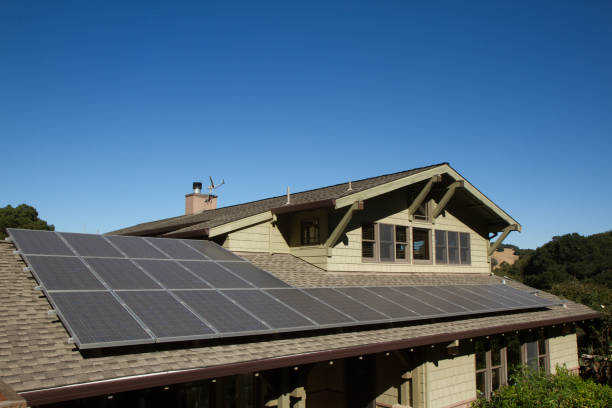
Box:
300 219 320 245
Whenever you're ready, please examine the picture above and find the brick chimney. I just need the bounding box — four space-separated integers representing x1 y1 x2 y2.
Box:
185 182 217 215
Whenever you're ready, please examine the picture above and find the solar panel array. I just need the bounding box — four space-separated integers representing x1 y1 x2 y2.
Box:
7 228 560 349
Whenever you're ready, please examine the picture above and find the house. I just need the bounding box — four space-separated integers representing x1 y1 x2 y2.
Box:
0 162 600 408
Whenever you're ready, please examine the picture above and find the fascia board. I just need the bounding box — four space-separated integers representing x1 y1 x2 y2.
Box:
207 212 273 238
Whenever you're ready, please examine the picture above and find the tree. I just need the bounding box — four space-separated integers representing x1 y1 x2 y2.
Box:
472 367 612 408
0 204 54 239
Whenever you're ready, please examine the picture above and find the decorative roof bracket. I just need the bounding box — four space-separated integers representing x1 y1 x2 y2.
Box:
431 180 464 220
488 224 520 256
408 175 442 221
324 200 363 256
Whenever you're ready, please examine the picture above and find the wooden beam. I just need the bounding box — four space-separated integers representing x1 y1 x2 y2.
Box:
488 224 520 256
408 175 442 221
207 212 273 237
431 180 464 220
324 201 362 254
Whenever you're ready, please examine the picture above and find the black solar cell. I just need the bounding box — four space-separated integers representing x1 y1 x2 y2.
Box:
368 287 444 316
266 288 354 325
223 290 314 329
180 261 252 288
25 255 105 291
136 260 210 289
84 258 161 290
218 262 290 288
303 288 387 322
174 290 268 333
105 235 169 259
8 229 73 255
47 291 153 347
145 237 209 260
336 287 419 319
182 239 243 261
60 232 123 258
117 291 215 339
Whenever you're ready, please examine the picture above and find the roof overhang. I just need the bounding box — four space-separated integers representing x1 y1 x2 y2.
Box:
334 164 520 231
270 199 336 215
19 310 599 406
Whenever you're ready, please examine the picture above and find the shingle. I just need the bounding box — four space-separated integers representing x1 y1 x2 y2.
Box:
0 241 597 394
109 163 447 237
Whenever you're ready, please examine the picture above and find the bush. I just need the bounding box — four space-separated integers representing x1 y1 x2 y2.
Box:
0 204 54 239
472 367 612 408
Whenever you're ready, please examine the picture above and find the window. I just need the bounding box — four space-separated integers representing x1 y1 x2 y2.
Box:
362 224 376 259
475 338 506 399
412 228 430 261
413 200 429 221
379 224 395 262
434 231 471 265
300 219 319 245
395 226 409 261
525 333 549 372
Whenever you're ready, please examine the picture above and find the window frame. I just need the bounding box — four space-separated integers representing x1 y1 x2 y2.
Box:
361 223 378 262
523 335 550 373
412 199 431 223
434 230 471 265
411 227 432 264
300 219 320 246
394 225 410 263
475 346 507 399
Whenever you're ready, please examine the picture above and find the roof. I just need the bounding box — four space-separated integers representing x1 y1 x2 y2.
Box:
110 162 519 238
0 240 599 405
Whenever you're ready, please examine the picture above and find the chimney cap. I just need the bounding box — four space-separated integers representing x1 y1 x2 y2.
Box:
193 182 202 190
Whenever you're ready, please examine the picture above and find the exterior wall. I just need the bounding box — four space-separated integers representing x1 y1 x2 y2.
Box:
548 333 580 373
327 200 490 274
413 354 476 408
222 221 290 254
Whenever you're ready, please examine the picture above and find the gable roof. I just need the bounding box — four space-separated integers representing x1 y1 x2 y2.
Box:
0 240 599 405
110 162 519 238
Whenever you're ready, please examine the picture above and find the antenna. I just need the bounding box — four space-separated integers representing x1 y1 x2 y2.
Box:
208 176 225 196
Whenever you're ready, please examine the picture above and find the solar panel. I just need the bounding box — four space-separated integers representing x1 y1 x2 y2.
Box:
303 288 387 322
25 255 105 290
266 288 354 325
218 262 290 288
182 239 244 261
448 285 512 309
418 286 487 311
105 235 169 259
173 290 268 333
180 261 252 288
145 237 209 260
84 258 162 290
135 260 210 289
47 291 153 348
223 290 314 329
60 232 124 258
336 287 419 319
367 287 445 316
394 286 469 314
8 229 563 350
8 229 73 255
117 291 215 339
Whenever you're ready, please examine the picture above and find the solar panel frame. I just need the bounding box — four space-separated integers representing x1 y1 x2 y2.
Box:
8 229 564 351
105 235 169 259
182 239 245 261
116 290 216 341
222 289 315 329
7 228 74 256
218 261 291 288
59 232 124 258
84 258 162 290
24 255 106 291
135 259 211 289
265 288 355 326
173 290 270 333
46 291 154 348
144 237 210 260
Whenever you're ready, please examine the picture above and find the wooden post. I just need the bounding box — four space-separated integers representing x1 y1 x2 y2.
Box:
408 175 442 221
488 224 519 256
324 200 363 255
431 180 464 220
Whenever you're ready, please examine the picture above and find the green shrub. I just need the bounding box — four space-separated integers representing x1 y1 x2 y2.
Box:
472 367 612 408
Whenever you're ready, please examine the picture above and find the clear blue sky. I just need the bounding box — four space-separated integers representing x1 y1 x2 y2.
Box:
1 1 611 249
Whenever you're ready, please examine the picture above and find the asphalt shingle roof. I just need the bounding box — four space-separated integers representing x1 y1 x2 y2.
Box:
110 163 448 237
0 241 598 396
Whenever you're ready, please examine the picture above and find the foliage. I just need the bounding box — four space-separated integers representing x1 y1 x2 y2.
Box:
521 232 612 290
472 367 612 408
0 204 54 240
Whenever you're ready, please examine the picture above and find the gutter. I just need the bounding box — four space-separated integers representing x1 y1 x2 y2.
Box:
20 311 600 406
